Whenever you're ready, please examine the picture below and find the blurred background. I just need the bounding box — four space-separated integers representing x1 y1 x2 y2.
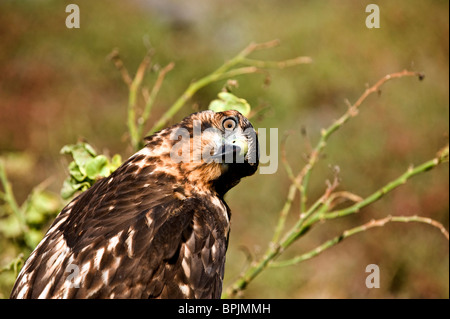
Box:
0 0 448 298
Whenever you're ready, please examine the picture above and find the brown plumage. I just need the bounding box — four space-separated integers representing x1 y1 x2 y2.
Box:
10 110 259 299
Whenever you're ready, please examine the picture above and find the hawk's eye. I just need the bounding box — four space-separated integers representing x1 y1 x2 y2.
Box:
222 118 237 131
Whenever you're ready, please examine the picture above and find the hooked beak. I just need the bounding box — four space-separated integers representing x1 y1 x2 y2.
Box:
210 135 248 163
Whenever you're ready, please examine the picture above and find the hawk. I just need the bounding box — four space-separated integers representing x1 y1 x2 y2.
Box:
10 110 259 299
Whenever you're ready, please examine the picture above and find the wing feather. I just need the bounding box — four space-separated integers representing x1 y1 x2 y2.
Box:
10 160 229 299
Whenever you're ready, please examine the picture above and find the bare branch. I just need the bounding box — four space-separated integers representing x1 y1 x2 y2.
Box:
298 70 423 212
147 40 312 135
270 214 449 268
222 71 447 299
107 48 132 88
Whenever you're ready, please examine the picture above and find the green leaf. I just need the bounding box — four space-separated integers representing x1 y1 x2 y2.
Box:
25 209 44 225
72 149 95 176
85 155 108 179
60 142 97 157
60 142 122 199
83 143 97 157
0 215 22 238
61 143 97 176
23 190 60 225
208 92 251 117
110 154 122 171
29 191 60 213
78 181 92 192
68 161 86 182
60 179 76 200
60 178 92 200
218 92 239 102
0 254 24 276
208 99 227 112
24 228 45 249
60 144 74 155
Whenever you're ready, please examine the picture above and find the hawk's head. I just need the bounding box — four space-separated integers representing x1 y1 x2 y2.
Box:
142 110 259 196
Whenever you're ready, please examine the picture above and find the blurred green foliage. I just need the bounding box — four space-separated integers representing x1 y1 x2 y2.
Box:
0 0 448 298
0 159 62 297
0 174 60 249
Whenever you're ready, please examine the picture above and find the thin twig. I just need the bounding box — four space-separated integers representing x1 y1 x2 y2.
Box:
270 215 449 268
223 147 447 298
298 70 422 212
146 40 312 135
317 146 449 222
138 62 175 142
270 183 298 244
222 71 443 299
326 191 363 211
242 56 313 69
146 66 260 135
127 49 154 149
108 48 132 88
